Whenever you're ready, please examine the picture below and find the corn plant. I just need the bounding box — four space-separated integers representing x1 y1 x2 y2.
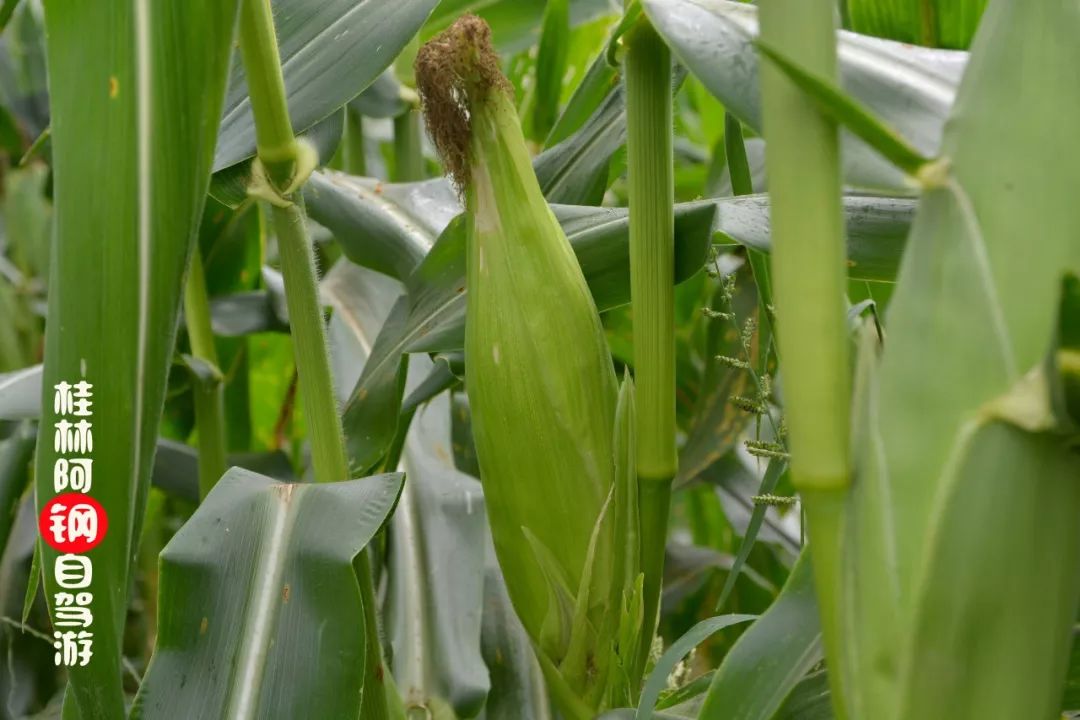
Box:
0 0 1078 719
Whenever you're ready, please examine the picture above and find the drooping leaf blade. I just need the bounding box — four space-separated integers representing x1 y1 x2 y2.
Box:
755 41 933 177
328 188 912 472
213 0 441 172
132 468 404 719
387 391 490 716
641 0 965 192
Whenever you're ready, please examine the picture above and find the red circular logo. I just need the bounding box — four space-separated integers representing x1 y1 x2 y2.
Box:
38 493 108 554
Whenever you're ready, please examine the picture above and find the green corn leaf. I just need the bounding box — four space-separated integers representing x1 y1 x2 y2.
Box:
150 438 296 505
0 420 34 566
401 354 461 412
213 0 440 172
832 0 1080 716
713 457 786 614
21 538 40 626
896 422 1080 719
421 0 612 53
843 0 988 50
774 670 833 720
535 65 685 206
387 390 490 717
641 0 966 192
322 257 490 716
701 551 823 719
545 49 620 148
1061 631 1080 713
723 113 752 198
304 172 457 282
0 364 40 420
480 554 555 720
531 0 570 142
33 0 239 714
0 0 20 35
335 193 913 473
131 468 404 718
351 70 412 119
523 527 579 662
611 373 640 621
211 108 344 208
715 194 916 283
755 40 933 178
636 614 755 720
603 2 642 68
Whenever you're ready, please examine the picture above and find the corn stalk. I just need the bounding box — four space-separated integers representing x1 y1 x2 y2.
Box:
623 13 677 684
235 0 393 716
756 1 852 713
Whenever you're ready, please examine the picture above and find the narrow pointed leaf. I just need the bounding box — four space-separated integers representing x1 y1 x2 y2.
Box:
636 614 755 720
702 551 823 719
713 458 786 613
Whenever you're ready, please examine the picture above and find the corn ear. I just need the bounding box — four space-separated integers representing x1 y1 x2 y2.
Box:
416 16 628 715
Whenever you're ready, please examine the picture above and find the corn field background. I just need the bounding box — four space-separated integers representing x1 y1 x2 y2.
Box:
0 0 1078 718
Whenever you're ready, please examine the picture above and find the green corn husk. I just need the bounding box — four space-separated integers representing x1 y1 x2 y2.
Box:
416 17 639 717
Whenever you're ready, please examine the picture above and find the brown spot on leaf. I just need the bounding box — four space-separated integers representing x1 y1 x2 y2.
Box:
199 617 208 635
282 584 291 603
108 76 119 99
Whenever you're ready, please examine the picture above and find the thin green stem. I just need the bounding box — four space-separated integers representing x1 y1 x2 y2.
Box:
343 107 368 176
191 371 227 499
184 248 227 498
381 407 416 475
271 203 348 483
392 109 424 182
184 248 220 366
624 17 675 681
758 0 851 717
237 0 298 187
236 1 392 716
272 202 393 720
724 112 776 370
